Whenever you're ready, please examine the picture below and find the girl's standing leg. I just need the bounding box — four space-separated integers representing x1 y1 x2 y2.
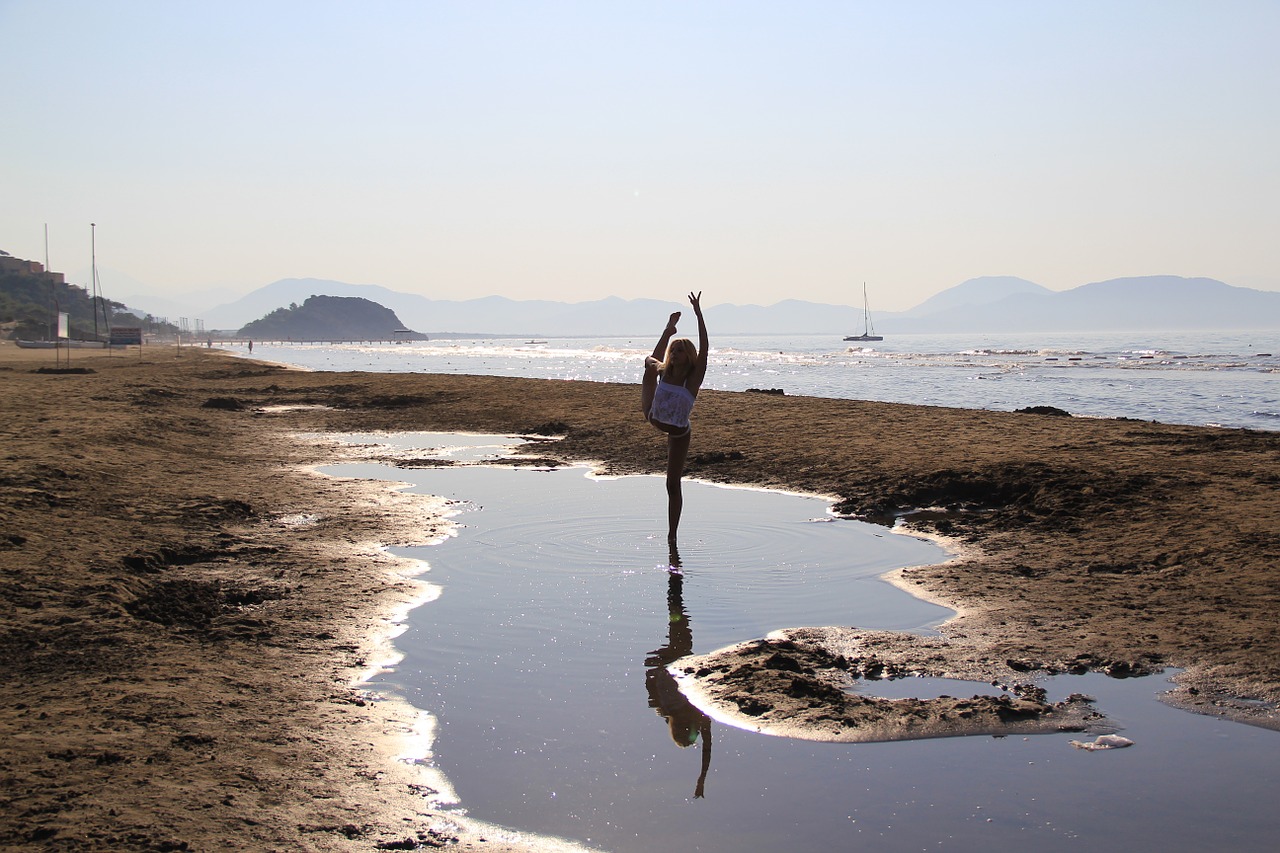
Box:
666 429 692 542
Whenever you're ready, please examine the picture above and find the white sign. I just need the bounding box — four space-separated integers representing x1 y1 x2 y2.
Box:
57 312 69 339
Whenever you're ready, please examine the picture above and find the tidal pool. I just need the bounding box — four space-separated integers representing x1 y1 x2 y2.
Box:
329 433 1280 853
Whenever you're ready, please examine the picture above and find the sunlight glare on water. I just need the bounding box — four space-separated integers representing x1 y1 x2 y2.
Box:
243 330 1280 430
333 433 1280 853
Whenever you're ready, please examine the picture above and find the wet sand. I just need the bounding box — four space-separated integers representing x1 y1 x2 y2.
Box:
2 343 1278 850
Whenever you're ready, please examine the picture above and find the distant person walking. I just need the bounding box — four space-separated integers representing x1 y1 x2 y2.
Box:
641 292 709 543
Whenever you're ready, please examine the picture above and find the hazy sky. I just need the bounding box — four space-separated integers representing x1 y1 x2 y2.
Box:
3 1 1278 311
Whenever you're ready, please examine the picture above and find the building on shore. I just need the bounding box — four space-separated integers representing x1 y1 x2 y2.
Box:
0 251 66 286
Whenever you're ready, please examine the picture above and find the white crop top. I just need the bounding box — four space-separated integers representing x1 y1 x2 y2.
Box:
650 377 696 429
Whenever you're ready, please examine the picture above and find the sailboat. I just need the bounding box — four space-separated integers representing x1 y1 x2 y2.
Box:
843 283 883 342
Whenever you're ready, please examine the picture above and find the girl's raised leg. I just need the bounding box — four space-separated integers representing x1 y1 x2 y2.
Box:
641 356 660 418
641 312 681 419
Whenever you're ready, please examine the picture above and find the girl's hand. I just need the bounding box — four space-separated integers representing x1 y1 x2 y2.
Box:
688 291 703 313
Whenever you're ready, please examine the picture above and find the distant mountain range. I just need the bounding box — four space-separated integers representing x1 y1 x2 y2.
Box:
124 275 1280 336
886 276 1280 334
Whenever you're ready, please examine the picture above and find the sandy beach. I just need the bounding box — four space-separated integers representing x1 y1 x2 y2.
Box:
2 343 1278 850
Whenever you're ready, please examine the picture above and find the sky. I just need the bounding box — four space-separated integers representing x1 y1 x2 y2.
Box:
2 0 1278 313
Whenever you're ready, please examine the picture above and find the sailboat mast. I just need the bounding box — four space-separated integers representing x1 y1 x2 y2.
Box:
45 224 54 339
91 223 99 339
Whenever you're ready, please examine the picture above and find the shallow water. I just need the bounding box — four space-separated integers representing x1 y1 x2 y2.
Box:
334 433 1280 853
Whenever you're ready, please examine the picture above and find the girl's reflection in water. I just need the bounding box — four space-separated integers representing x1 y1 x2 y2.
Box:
644 544 713 798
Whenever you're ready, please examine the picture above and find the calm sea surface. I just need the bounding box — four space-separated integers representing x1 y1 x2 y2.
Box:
234 330 1278 431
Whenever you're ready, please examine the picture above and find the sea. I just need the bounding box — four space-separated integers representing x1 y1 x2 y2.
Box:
234 329 1279 431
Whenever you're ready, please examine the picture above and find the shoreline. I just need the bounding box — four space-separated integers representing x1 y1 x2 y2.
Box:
3 344 1278 850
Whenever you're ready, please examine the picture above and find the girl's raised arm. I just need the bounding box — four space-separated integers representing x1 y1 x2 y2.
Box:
688 292 709 390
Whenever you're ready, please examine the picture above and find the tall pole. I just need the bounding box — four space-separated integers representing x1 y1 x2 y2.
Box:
45 224 54 339
91 223 98 340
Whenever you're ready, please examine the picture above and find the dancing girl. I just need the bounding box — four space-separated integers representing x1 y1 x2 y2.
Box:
641 292 709 543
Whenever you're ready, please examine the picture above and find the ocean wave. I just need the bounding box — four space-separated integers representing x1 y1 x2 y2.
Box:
237 331 1279 431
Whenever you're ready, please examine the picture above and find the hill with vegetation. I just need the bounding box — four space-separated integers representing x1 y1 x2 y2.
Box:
237 295 425 340
0 250 174 341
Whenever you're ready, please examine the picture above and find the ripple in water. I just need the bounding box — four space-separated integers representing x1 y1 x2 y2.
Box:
330 434 1280 853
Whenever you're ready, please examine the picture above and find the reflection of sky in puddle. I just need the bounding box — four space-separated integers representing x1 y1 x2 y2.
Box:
330 431 537 463
330 433 1280 853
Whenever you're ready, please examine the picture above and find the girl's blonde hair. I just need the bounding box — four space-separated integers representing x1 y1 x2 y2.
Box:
659 338 698 374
